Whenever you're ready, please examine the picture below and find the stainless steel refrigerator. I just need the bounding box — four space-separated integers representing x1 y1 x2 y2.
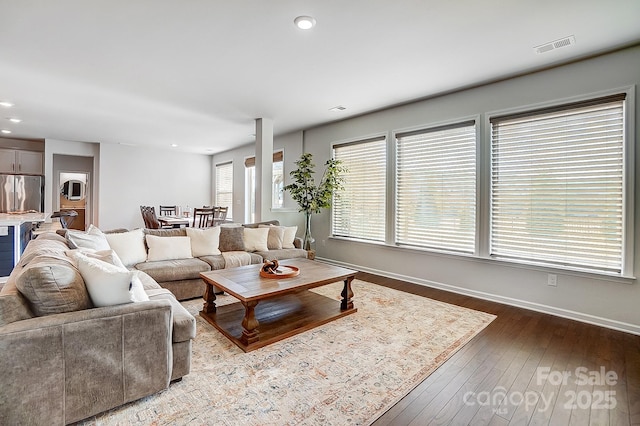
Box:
0 174 45 213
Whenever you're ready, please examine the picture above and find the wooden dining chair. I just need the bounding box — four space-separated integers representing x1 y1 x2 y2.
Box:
192 207 215 228
140 205 161 229
159 205 177 216
213 206 229 226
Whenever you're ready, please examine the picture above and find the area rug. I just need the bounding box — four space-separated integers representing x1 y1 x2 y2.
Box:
78 280 496 426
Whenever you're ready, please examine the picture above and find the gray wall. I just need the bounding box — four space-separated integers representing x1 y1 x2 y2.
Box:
303 45 640 333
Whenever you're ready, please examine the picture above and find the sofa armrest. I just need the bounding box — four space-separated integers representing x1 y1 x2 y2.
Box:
0 300 173 425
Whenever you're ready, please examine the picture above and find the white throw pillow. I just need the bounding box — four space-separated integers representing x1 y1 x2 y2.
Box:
282 226 297 249
243 227 270 252
105 229 148 267
130 274 150 302
76 254 134 307
66 248 127 270
186 227 221 257
66 224 111 251
145 235 193 262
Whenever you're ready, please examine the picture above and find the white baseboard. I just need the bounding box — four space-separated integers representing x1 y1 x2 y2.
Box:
319 257 640 336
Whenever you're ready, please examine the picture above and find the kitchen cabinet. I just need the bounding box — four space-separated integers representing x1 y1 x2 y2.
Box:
0 149 44 175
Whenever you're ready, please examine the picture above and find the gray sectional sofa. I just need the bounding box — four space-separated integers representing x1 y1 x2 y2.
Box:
131 220 308 300
0 232 196 425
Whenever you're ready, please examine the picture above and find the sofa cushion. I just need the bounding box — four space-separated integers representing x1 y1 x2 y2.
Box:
15 254 92 316
19 237 71 267
0 286 34 326
134 258 211 282
242 220 280 228
259 224 285 250
66 225 111 251
255 248 308 261
243 227 269 252
147 288 196 342
144 228 187 239
186 227 221 257
146 235 193 262
218 226 245 252
76 254 135 307
105 228 147 266
198 254 226 270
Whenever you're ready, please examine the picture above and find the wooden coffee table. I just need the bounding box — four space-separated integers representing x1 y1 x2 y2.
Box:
199 258 357 352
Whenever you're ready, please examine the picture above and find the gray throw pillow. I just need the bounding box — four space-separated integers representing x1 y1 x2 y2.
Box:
218 226 245 252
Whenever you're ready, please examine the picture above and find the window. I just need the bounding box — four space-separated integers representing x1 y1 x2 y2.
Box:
490 94 626 274
244 151 284 221
215 162 233 220
332 137 387 242
395 121 477 253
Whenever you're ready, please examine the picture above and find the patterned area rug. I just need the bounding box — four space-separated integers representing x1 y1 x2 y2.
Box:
80 280 495 425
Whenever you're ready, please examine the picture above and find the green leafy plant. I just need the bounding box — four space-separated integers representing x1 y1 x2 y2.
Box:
284 153 347 250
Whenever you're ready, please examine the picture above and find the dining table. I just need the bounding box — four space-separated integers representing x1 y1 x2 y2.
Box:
157 215 191 228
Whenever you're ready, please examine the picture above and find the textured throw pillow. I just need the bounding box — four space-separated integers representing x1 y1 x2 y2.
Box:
282 226 297 249
186 227 221 257
66 224 111 251
76 255 134 307
15 255 92 316
145 235 193 262
219 226 246 252
105 228 147 266
243 227 269 252
259 224 285 250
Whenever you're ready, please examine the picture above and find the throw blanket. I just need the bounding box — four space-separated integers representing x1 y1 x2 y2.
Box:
222 251 252 268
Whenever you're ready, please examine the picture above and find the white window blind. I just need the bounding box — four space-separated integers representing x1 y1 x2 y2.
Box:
215 162 233 219
396 121 477 253
490 94 625 273
332 137 386 242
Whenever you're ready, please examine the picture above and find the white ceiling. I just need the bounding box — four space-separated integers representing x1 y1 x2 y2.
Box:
1 0 639 154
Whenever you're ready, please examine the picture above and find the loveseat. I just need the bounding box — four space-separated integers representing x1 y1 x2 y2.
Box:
0 232 196 425
117 220 308 300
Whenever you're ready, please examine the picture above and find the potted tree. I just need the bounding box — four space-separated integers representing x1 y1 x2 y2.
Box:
284 153 347 254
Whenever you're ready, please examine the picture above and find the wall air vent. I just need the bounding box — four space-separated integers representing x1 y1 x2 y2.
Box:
534 35 576 54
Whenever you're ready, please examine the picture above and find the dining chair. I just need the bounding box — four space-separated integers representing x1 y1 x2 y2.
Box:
51 210 79 229
140 205 161 229
159 205 177 216
213 206 229 226
192 207 215 228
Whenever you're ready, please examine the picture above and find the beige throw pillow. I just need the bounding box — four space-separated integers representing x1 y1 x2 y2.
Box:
66 224 111 251
243 227 270 252
105 228 148 266
186 227 221 257
282 226 297 249
259 224 285 250
145 235 193 262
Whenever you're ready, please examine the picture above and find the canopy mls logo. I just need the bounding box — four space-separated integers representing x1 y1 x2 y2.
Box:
463 366 618 414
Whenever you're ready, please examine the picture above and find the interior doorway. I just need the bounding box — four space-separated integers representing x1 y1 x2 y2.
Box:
58 172 89 230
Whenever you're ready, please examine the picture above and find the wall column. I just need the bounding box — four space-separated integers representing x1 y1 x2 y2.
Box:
255 118 273 222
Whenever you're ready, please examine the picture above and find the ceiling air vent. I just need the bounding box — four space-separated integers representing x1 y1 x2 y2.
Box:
534 35 576 54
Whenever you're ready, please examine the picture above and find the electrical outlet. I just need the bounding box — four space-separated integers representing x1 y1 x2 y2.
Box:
547 274 557 286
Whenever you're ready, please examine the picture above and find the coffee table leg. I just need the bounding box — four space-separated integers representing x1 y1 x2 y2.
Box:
240 301 260 345
341 276 354 311
202 282 217 314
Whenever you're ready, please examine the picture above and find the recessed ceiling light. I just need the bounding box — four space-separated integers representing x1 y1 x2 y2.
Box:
0 102 13 108
171 143 178 147
329 105 346 112
1 129 12 134
8 118 21 123
294 16 316 30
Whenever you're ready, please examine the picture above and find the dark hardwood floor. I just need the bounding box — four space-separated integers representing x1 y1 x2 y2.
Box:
358 272 640 426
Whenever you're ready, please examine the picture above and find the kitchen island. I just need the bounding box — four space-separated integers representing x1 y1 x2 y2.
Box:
0 212 49 278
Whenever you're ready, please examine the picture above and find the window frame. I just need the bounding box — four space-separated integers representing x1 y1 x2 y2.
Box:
215 161 234 220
